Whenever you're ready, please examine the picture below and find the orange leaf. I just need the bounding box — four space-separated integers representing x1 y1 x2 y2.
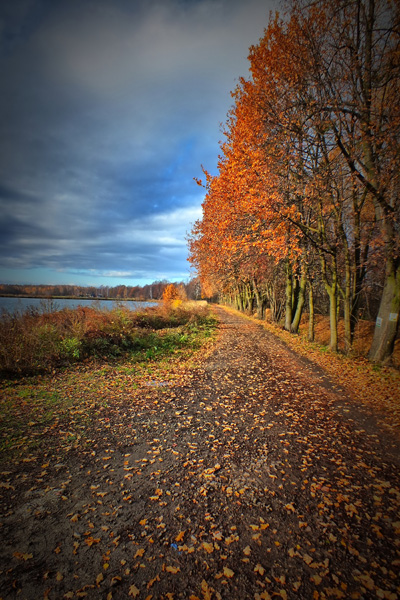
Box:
223 566 234 578
128 584 140 598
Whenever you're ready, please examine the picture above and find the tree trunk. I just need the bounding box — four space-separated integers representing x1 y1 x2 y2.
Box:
252 281 265 319
291 268 307 333
308 282 315 342
284 261 293 331
326 279 338 352
343 250 352 353
320 249 338 352
235 289 243 312
368 258 400 363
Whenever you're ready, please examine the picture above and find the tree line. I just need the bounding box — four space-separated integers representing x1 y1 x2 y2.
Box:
188 0 399 363
0 279 201 302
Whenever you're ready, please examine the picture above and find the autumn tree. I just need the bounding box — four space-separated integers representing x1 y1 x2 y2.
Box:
189 0 399 362
288 0 400 361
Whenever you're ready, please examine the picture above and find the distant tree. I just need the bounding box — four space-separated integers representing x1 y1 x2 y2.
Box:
162 284 181 304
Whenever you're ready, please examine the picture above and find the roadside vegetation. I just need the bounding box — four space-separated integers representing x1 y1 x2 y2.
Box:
0 299 214 376
0 299 217 458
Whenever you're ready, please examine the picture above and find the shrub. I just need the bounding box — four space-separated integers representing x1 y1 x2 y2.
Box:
0 302 215 376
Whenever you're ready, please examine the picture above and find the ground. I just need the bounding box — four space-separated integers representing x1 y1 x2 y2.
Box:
1 306 399 600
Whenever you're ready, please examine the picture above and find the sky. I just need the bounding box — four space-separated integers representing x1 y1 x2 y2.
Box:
0 0 279 288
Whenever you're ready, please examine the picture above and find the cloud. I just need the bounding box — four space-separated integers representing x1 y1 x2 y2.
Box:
0 0 278 285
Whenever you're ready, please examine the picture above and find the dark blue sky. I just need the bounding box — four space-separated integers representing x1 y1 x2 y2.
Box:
0 0 278 287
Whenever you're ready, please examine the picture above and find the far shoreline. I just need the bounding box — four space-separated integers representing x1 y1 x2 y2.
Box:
0 294 158 302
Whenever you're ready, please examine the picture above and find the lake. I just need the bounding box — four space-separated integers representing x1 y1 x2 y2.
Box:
0 297 156 315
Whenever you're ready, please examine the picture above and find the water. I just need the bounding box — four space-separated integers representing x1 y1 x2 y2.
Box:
0 297 156 315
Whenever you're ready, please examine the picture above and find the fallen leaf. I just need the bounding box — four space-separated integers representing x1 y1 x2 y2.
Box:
166 566 180 574
202 542 214 554
13 552 33 561
128 584 140 597
147 575 160 589
85 537 100 547
223 566 234 578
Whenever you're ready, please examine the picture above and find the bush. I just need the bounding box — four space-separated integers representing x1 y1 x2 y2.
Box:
0 302 215 376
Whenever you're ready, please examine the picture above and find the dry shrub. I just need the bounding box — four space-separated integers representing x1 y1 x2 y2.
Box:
0 302 212 375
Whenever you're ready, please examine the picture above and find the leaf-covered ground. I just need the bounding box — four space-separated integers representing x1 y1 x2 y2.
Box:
1 306 399 600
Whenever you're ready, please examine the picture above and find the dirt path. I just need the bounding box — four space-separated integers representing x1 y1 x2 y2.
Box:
1 306 399 600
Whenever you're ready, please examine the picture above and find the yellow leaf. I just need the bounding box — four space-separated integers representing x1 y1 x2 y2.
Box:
139 519 147 526
254 563 265 576
303 554 313 565
243 545 251 556
70 514 79 522
201 579 212 600
134 548 145 558
13 552 33 561
128 584 140 598
292 581 301 592
202 542 214 554
223 566 234 578
96 573 104 585
175 531 185 542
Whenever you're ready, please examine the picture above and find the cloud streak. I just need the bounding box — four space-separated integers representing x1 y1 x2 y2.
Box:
0 0 278 286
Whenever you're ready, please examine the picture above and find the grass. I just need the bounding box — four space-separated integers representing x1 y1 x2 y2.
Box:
0 302 218 460
0 301 216 376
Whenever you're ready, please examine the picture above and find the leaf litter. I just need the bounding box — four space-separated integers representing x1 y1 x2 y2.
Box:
0 306 399 599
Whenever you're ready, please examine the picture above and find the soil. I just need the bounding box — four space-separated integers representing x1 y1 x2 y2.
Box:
1 306 399 600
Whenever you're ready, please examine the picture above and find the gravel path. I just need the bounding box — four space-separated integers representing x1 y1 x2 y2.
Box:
1 306 399 600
